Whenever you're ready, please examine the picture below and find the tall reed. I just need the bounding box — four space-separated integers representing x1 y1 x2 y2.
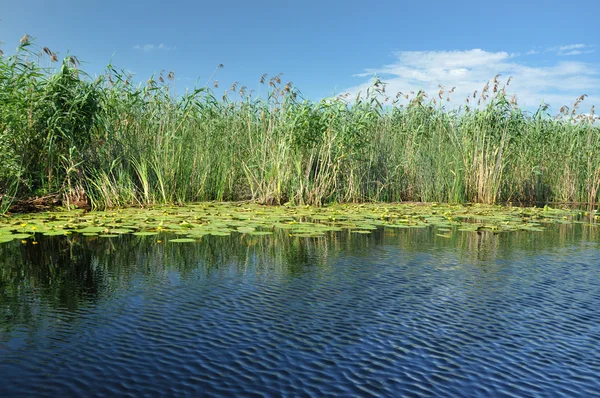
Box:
0 38 598 212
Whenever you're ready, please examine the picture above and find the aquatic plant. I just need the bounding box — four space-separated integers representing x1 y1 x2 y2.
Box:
0 37 599 212
0 202 596 245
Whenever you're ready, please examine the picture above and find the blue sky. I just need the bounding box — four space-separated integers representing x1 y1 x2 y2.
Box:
1 0 598 112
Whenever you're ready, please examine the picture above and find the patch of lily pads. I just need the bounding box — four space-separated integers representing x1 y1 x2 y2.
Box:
0 202 596 243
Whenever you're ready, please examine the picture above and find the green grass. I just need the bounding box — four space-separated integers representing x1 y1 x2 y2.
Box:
1 37 599 212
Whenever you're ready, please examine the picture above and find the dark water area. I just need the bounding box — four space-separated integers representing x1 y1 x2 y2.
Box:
1 225 600 397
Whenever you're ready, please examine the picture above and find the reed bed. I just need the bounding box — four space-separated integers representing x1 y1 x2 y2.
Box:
1 38 599 211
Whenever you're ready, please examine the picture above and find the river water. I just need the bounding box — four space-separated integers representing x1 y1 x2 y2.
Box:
1 226 599 396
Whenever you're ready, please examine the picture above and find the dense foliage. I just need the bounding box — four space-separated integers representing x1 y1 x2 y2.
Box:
1 38 599 212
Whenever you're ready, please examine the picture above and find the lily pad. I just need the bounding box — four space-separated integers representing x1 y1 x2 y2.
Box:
110 228 134 234
11 233 33 239
43 230 70 236
78 226 107 234
208 231 231 236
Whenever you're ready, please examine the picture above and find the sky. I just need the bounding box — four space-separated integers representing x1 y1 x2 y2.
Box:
1 0 599 113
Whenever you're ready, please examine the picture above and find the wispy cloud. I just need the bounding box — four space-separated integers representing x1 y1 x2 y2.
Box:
133 43 176 52
522 44 595 57
344 48 599 111
549 44 595 56
560 49 595 56
558 44 587 51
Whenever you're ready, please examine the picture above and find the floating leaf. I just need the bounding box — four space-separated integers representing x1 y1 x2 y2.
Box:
355 224 377 230
0 202 587 240
11 233 32 239
43 230 70 236
209 231 231 236
110 228 134 234
78 226 106 233
133 231 159 236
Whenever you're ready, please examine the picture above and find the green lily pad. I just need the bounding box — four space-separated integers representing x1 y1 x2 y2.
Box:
43 230 70 236
11 233 33 239
78 226 107 234
110 228 134 234
248 231 272 236
0 202 588 240
208 231 231 236
355 224 378 230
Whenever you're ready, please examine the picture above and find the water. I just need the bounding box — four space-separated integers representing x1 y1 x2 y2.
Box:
1 225 599 397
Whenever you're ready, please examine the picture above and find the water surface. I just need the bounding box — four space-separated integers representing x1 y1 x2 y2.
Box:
1 225 599 396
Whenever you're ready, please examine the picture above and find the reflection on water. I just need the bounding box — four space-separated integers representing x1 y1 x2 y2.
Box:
1 225 600 396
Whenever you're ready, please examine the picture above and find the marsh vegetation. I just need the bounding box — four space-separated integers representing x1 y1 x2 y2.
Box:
1 37 600 397
1 36 599 213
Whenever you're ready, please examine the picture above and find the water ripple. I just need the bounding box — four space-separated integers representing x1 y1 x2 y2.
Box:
1 229 600 396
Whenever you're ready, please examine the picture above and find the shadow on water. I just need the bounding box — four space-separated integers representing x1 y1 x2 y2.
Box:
0 223 599 396
1 223 598 330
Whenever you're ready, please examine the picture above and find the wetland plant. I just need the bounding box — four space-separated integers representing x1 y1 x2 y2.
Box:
0 37 599 212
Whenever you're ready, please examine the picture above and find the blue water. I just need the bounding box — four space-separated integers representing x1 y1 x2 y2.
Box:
1 226 599 397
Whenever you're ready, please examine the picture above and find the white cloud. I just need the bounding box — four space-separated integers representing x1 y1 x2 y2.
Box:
560 50 595 56
133 43 175 52
558 44 587 51
547 44 596 56
343 48 599 112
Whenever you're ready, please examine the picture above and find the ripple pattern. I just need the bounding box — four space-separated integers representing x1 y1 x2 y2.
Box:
1 235 600 397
